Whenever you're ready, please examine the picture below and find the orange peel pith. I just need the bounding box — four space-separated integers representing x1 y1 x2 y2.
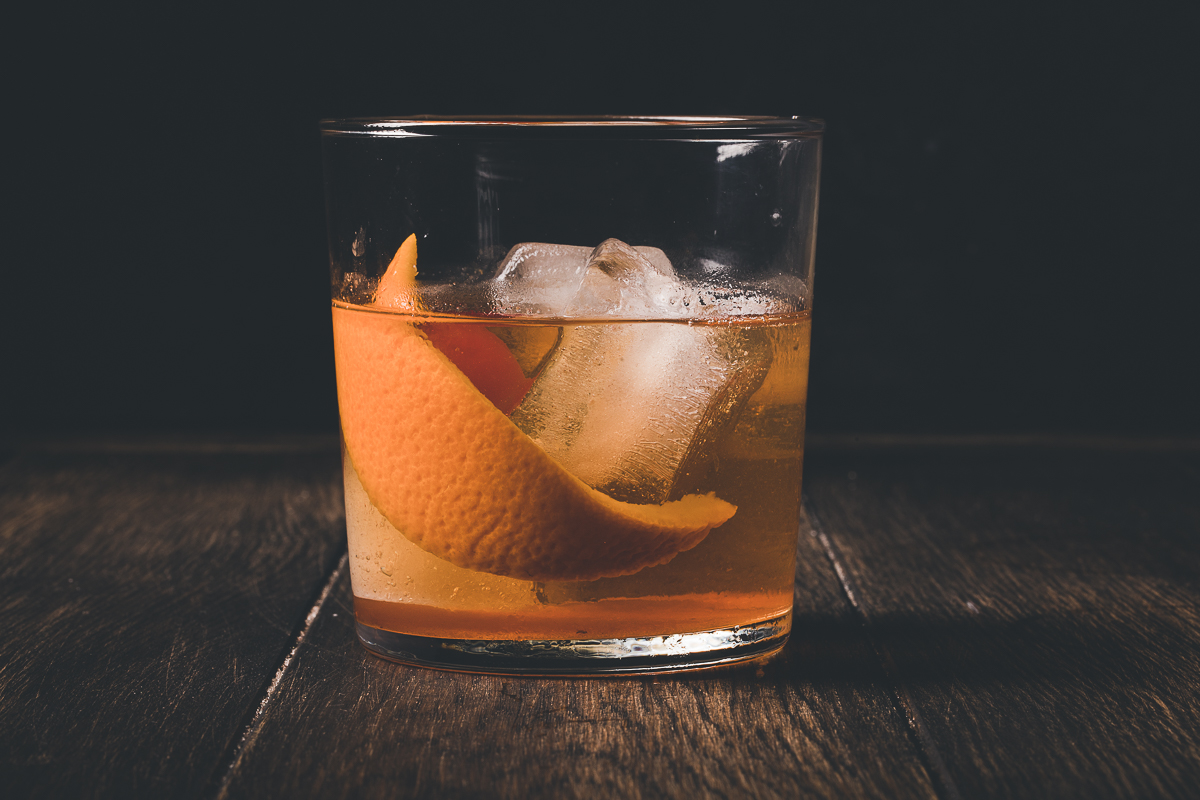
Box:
333 308 736 581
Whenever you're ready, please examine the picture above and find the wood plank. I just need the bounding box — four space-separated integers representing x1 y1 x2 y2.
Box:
0 444 347 799
805 448 1200 799
218 511 938 800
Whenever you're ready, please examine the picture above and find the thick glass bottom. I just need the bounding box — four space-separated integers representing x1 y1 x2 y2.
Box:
355 613 791 675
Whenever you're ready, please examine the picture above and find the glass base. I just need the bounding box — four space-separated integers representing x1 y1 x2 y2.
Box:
356 614 791 675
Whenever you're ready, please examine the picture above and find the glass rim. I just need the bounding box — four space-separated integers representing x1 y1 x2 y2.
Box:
319 115 824 140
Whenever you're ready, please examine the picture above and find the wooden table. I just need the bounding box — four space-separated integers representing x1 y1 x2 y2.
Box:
2 436 1198 799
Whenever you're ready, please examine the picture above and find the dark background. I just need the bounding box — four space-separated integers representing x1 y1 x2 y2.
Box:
5 2 1196 438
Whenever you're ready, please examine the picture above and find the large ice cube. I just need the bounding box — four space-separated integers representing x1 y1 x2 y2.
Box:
508 238 773 504
490 239 682 317
570 239 681 317
491 243 592 315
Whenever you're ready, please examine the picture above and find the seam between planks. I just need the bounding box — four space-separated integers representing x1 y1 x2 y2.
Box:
804 498 964 800
211 550 349 800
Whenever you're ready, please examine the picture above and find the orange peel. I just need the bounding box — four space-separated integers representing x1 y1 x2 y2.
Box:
374 234 533 414
332 236 737 581
375 233 420 308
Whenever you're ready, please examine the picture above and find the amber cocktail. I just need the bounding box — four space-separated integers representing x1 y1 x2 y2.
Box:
323 117 822 673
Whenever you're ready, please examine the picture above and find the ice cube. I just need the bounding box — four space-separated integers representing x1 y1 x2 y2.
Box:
570 239 682 317
490 242 593 315
488 239 684 317
509 238 773 503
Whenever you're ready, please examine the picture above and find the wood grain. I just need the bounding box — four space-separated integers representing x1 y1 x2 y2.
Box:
217 511 937 800
8 439 1198 799
805 448 1200 799
0 443 346 799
